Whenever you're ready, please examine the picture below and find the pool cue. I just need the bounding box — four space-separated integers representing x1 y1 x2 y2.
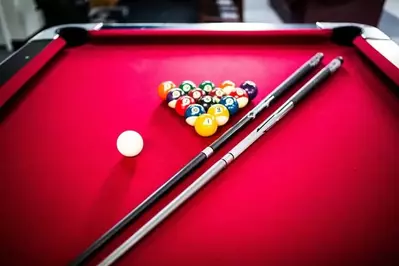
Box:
72 53 324 265
98 56 344 266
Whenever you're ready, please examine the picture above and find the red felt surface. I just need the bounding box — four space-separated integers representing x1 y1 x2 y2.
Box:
1 30 398 266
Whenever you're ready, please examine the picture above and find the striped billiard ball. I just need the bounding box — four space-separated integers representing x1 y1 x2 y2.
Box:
189 88 206 102
179 80 196 94
220 96 239 115
166 88 185 108
199 80 216 94
184 104 206 126
230 88 249 108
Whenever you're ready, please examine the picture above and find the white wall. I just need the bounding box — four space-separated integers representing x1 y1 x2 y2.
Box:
0 0 44 45
385 0 399 17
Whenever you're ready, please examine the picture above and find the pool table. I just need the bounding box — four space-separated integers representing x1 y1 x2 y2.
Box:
1 23 398 266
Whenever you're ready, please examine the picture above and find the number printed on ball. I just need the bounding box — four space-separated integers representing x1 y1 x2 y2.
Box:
204 118 212 125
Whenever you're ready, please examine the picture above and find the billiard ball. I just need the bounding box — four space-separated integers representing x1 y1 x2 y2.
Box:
208 88 225 103
222 86 236 95
189 88 206 102
116 130 144 157
199 80 215 94
240 80 258 100
219 96 239 115
175 96 195 116
220 80 235 89
179 80 196 94
166 88 185 108
194 114 218 137
198 95 216 111
207 104 230 126
184 104 206 126
230 88 249 108
158 81 175 100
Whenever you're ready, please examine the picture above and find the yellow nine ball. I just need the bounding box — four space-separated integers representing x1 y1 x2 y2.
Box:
194 114 218 137
207 104 230 126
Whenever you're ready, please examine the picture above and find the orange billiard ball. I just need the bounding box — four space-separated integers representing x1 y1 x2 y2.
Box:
220 80 236 94
158 81 176 100
220 80 235 89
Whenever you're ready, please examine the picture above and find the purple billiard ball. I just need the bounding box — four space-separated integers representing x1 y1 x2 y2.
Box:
166 88 185 109
240 80 258 101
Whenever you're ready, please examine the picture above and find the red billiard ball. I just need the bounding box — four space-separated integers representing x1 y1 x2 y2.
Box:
189 89 206 102
209 88 225 103
230 88 249 108
175 96 195 116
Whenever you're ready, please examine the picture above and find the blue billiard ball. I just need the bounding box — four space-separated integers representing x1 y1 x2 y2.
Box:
184 104 206 126
220 96 239 115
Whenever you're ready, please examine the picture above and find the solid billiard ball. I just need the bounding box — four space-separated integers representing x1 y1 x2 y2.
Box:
189 88 206 102
175 96 195 116
240 80 258 100
219 96 239 115
207 104 230 126
179 80 196 94
158 81 176 100
208 88 225 103
198 95 215 111
198 80 215 94
220 80 235 89
116 130 144 157
184 104 206 126
194 114 218 137
166 88 185 108
230 88 249 108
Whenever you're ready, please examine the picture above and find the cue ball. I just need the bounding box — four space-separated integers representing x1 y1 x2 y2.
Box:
116 130 144 157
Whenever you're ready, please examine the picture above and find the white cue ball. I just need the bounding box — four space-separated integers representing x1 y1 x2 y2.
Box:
116 130 144 157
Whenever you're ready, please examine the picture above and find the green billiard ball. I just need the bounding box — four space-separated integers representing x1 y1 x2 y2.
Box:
199 80 215 94
179 80 196 94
